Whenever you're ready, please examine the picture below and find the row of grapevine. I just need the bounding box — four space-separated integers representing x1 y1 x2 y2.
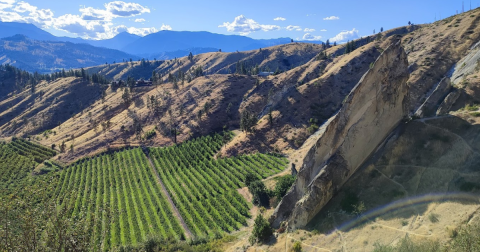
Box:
10 138 56 163
149 133 288 238
1 133 288 249
54 148 184 250
0 143 36 190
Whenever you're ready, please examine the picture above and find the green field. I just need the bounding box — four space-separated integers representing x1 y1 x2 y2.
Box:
0 138 56 193
54 148 184 250
149 134 287 238
0 133 288 250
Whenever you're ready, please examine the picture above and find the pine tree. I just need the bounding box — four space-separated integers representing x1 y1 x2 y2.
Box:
240 109 258 134
345 41 351 54
151 70 157 83
268 108 273 127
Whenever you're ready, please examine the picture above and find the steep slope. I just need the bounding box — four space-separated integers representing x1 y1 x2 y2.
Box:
86 42 325 81
271 41 410 229
401 10 480 113
0 77 105 136
240 116 480 252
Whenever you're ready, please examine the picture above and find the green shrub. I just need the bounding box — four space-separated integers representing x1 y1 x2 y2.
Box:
143 129 156 140
340 191 359 213
244 172 257 187
292 241 302 252
249 214 272 245
248 180 270 206
274 175 296 199
373 234 440 252
464 104 479 111
428 213 439 223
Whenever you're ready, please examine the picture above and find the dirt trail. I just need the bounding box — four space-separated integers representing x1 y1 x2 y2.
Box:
145 154 193 239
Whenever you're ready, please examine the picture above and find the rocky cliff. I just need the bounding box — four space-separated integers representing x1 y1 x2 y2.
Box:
271 41 410 229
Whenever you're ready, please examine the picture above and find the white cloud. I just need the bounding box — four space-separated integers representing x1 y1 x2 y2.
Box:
323 16 339 20
286 25 301 31
79 6 110 21
219 15 280 35
0 1 54 27
0 1 159 39
304 28 315 32
320 29 327 32
329 28 359 43
302 33 322 41
54 14 108 38
274 17 286 21
79 1 149 21
0 0 15 10
120 25 158 36
134 18 145 22
104 1 150 17
160 23 171 30
13 1 34 12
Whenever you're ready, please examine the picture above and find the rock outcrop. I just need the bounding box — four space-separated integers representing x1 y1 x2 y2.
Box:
450 40 480 85
271 41 410 229
414 77 452 118
436 90 461 116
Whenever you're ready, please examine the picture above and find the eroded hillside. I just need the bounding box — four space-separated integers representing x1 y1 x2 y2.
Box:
85 43 324 81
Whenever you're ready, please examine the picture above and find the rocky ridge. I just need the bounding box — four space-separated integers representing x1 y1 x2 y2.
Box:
271 40 410 229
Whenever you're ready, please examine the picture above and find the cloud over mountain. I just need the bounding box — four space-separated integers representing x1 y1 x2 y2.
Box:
329 28 359 42
219 15 280 35
0 0 162 39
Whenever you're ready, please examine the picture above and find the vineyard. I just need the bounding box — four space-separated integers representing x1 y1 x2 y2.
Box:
10 137 56 163
54 148 184 250
149 133 288 238
1 133 288 250
0 138 56 192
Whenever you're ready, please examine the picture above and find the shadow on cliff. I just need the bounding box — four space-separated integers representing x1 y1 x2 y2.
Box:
307 115 480 234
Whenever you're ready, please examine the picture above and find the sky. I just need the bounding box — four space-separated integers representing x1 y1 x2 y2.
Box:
0 0 478 42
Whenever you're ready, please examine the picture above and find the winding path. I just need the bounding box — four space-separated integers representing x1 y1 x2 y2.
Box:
145 154 193 239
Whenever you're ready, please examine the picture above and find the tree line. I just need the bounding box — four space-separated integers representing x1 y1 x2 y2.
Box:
0 64 110 94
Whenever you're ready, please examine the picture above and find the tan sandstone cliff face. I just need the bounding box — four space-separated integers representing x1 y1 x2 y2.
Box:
271 41 410 229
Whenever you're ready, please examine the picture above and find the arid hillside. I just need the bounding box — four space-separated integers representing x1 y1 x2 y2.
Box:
0 15 471 164
234 7 480 252
85 43 325 81
0 77 105 137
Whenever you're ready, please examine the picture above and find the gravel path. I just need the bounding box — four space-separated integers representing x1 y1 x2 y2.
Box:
145 154 193 239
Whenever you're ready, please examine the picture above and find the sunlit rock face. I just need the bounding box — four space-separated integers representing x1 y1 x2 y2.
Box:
272 40 410 229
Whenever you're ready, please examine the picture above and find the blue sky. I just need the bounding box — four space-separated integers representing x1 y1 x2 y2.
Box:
0 0 477 42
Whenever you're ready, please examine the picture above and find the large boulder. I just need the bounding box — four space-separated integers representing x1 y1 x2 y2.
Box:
271 40 410 229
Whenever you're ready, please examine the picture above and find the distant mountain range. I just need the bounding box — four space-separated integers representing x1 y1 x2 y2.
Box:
0 21 323 72
0 34 136 73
